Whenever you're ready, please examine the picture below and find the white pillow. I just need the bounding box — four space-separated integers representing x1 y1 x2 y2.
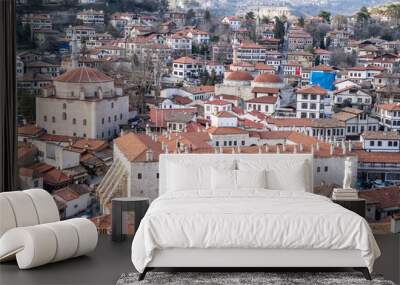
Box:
266 160 309 192
168 162 210 191
236 169 267 189
167 160 237 192
237 158 310 192
211 167 237 191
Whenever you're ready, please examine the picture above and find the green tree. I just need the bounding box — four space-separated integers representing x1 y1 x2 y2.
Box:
356 6 370 25
318 10 331 23
208 69 217 85
273 17 285 42
298 16 305 27
204 10 211 22
17 90 36 122
261 16 270 24
245 11 255 21
186 9 195 25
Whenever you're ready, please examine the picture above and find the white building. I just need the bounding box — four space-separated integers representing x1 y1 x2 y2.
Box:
186 29 210 45
166 33 192 54
361 131 400 152
296 85 328 119
53 184 91 218
221 16 242 31
204 98 233 119
333 87 372 110
210 111 238 128
77 9 104 25
332 107 379 138
375 103 400 132
245 96 278 116
346 65 385 83
236 42 267 63
172 56 203 80
36 66 129 140
66 25 96 41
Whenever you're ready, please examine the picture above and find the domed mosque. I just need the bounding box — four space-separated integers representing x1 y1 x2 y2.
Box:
36 66 129 140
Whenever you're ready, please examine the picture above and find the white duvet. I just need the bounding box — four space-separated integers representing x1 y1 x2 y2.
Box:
131 190 380 273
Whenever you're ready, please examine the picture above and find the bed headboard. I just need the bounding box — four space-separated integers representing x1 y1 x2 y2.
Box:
159 153 314 195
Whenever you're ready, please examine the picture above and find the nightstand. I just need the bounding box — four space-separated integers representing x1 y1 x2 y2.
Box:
332 199 366 218
111 197 150 242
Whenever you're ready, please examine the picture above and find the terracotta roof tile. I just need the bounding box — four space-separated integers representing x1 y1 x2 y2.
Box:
55 66 113 83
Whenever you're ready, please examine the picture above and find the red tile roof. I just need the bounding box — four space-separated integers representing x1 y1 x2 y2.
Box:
226 71 253 81
55 66 113 83
377 103 400 111
359 186 400 209
296 85 327 95
246 96 277 104
205 99 231 106
208 127 248 135
253 73 282 83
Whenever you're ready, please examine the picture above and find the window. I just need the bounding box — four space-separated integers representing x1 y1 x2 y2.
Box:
138 173 142 179
72 118 76 124
111 102 114 108
156 173 159 179
324 166 328 172
388 141 393 147
102 118 105 124
62 112 67 120
370 141 375 146
44 115 47 122
83 119 87 126
52 116 56 123
317 167 321 173
377 141 382 147
62 103 67 109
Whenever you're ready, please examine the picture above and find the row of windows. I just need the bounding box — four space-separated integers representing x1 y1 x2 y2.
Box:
215 140 246 147
316 166 329 173
369 140 399 147
62 102 115 109
247 104 269 112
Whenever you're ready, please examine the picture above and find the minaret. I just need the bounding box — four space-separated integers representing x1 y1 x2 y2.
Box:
70 32 79 70
232 35 239 64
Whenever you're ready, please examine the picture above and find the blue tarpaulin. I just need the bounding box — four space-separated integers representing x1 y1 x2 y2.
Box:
310 71 336 91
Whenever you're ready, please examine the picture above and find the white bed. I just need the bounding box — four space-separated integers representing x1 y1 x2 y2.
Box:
131 154 380 280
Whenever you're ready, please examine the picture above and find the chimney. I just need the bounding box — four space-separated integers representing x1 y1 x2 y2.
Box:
311 144 314 154
258 146 262 154
276 145 280 154
299 144 304 152
293 145 297 154
237 146 241 153
341 141 346 155
330 144 334 155
348 141 352 152
145 149 153 161
265 145 269 152
214 148 218 154
282 144 286 152
164 146 169 154
316 142 320 152
232 148 235 154
161 141 165 151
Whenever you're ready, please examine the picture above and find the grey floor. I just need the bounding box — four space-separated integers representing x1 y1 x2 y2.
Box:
1 234 399 285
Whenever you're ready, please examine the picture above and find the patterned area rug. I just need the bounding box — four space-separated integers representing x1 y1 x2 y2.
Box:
116 271 395 285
